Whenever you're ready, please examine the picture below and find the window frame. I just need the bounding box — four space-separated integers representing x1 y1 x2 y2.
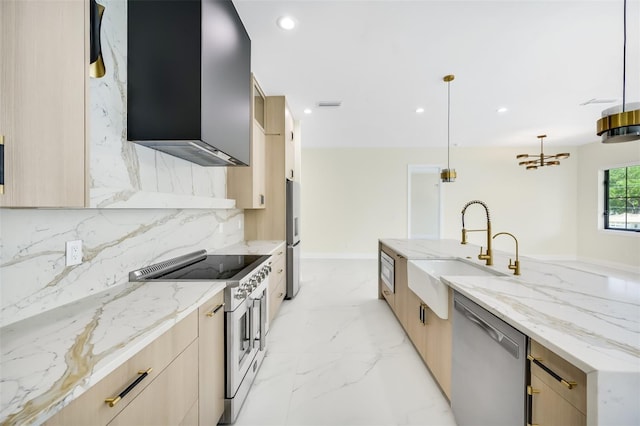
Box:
603 164 640 233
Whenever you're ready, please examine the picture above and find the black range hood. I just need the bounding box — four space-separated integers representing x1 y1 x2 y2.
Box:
127 0 251 166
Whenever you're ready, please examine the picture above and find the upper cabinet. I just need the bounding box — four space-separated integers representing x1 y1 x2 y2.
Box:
127 0 251 167
227 75 266 209
0 0 88 208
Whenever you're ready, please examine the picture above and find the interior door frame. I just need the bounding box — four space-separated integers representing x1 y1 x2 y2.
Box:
407 165 443 239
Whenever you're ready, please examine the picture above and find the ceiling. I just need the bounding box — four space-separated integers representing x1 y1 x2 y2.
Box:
234 0 640 149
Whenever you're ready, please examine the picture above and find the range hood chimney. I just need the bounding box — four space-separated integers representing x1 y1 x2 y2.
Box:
127 0 251 166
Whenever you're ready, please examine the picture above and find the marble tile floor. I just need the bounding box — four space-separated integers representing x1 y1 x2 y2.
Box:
234 259 457 426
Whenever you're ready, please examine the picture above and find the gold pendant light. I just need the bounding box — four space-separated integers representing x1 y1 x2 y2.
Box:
596 0 640 143
517 135 570 170
441 74 457 183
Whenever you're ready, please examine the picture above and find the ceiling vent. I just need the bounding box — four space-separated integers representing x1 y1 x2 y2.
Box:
317 101 342 108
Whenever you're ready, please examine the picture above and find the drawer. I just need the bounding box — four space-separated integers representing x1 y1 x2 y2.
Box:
529 339 586 414
45 311 198 426
530 370 586 426
269 275 286 324
269 254 286 295
109 339 199 425
380 282 395 310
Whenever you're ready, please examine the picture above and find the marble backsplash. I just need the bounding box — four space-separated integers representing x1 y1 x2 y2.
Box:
0 208 243 327
90 0 229 208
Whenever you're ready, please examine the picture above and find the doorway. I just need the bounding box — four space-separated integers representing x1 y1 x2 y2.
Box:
408 165 442 239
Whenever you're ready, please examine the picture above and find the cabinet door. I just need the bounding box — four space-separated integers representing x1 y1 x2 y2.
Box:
198 292 225 425
530 372 586 426
109 340 199 426
423 298 452 399
394 255 409 326
405 289 427 358
284 105 296 181
0 0 87 207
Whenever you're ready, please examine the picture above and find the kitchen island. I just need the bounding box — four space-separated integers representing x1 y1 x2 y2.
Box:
380 238 640 426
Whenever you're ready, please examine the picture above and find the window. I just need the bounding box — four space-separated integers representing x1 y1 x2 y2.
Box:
604 164 640 232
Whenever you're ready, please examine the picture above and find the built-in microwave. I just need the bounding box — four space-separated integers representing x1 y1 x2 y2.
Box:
379 250 394 293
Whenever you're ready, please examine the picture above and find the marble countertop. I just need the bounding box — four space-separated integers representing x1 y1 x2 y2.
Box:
380 238 640 425
0 240 283 425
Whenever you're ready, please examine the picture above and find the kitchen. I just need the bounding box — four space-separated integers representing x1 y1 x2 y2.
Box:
1 0 639 425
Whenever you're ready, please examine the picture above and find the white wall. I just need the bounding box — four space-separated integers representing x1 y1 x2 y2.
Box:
301 146 579 259
576 141 640 269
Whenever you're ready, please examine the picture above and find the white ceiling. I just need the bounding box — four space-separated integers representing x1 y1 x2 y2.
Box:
234 0 640 149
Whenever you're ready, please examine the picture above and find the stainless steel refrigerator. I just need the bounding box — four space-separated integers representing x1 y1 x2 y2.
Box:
286 179 300 298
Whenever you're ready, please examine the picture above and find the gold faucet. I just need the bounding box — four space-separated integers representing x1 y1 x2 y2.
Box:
493 232 521 275
461 200 493 266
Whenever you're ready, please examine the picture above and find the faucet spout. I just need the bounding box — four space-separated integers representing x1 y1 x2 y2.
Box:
460 200 493 265
493 232 520 275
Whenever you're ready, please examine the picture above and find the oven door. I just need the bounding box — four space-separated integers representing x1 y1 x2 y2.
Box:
250 281 268 352
226 299 258 397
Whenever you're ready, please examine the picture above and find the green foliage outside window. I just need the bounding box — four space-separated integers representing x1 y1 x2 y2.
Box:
605 164 640 231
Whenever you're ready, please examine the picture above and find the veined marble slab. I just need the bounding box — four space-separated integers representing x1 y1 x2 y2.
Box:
212 240 286 256
380 238 640 425
0 281 225 425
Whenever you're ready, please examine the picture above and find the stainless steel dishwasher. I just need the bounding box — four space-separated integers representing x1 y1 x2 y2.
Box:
452 291 527 426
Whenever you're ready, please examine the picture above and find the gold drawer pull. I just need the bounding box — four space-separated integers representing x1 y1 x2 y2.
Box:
278 269 283 274
527 385 540 395
528 355 578 389
105 368 153 407
206 303 225 317
383 290 391 296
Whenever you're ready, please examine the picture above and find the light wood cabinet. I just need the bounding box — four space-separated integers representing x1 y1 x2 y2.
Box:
528 339 587 426
244 96 293 241
227 75 266 209
0 0 88 207
198 292 225 425
268 244 287 326
378 243 452 399
423 293 452 398
108 340 199 426
45 312 198 426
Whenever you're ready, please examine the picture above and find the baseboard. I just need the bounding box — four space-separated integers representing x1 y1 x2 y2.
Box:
301 252 377 260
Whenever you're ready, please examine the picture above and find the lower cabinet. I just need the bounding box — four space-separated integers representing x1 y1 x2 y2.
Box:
45 290 227 426
109 341 198 425
528 339 586 426
268 245 287 326
378 243 452 400
198 292 225 425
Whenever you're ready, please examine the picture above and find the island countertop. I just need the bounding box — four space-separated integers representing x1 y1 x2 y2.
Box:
380 238 640 425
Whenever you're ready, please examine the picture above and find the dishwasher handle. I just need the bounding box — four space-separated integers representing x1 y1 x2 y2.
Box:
455 299 520 359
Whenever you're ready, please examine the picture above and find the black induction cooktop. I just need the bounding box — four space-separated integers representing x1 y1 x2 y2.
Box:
153 254 268 280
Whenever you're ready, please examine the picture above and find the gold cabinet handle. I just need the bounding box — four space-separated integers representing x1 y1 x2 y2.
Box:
383 290 391 296
528 355 578 389
205 303 225 317
105 368 152 407
527 385 540 395
278 269 283 274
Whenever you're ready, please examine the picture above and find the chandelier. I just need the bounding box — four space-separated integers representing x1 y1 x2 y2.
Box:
516 135 570 170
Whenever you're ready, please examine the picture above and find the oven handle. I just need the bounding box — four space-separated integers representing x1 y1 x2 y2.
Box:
249 300 255 355
253 294 266 351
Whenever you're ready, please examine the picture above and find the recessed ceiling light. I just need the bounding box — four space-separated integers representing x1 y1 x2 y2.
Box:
416 107 425 114
304 108 312 114
497 107 508 113
277 16 296 30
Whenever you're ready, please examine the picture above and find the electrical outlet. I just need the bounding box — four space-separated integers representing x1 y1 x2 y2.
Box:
219 223 224 233
66 240 83 266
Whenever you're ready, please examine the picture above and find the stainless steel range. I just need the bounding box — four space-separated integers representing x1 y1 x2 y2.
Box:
130 250 272 424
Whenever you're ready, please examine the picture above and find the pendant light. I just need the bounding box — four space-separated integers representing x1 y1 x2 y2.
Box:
516 135 570 170
596 0 640 143
441 74 457 183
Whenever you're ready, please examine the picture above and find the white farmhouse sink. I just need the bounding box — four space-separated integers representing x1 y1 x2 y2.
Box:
407 259 503 320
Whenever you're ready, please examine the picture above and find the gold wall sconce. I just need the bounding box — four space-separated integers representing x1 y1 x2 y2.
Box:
516 135 570 170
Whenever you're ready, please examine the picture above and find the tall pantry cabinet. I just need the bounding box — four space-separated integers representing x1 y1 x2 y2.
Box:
0 0 88 207
243 96 299 240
